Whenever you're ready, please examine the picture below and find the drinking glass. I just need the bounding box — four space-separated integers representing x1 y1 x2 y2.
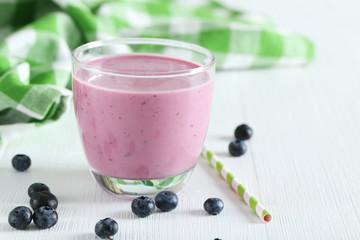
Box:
71 38 215 196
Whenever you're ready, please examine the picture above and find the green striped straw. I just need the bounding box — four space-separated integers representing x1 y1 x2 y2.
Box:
202 146 272 223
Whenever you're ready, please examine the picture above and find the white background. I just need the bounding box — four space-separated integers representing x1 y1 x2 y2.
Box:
1 0 360 239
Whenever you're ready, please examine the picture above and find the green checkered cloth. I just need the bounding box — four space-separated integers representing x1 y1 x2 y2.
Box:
0 0 314 147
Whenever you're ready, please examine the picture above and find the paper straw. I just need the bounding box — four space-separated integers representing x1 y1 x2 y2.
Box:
201 146 272 223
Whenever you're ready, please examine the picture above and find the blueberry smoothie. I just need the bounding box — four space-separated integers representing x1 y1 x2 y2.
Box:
73 54 213 181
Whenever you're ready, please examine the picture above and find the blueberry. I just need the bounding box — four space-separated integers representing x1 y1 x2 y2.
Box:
228 140 247 157
95 218 118 239
204 198 224 215
131 196 155 218
28 183 50 197
214 239 222 240
11 154 31 171
235 124 253 140
155 191 178 212
30 191 58 210
8 206 32 230
33 206 58 229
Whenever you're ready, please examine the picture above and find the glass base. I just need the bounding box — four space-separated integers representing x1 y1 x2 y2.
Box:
91 168 194 198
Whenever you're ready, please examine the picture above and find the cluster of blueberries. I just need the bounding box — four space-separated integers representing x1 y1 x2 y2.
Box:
8 182 58 230
9 155 58 230
228 124 253 156
95 191 224 239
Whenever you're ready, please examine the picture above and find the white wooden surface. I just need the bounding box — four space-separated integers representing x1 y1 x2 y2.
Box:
1 0 360 239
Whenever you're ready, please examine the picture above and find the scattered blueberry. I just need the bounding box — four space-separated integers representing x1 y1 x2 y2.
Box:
155 191 178 212
95 218 119 239
33 206 58 229
235 124 253 140
228 140 247 157
204 198 224 215
30 191 58 210
131 196 155 218
8 206 32 230
11 154 31 172
28 183 50 197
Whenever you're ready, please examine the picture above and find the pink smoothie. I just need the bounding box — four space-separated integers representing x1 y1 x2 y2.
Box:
73 54 213 180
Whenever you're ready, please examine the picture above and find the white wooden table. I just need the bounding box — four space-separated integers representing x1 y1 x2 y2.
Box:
1 0 360 239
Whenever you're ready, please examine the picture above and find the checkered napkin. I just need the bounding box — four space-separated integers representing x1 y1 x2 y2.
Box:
0 0 314 147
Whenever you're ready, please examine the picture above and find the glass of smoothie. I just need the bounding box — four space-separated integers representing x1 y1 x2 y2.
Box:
71 38 215 196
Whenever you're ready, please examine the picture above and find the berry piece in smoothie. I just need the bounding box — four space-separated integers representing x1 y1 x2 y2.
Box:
235 124 253 140
11 154 31 171
155 191 178 212
228 140 247 157
131 196 155 218
28 183 50 197
8 206 32 230
95 218 119 239
204 198 224 215
30 191 58 210
33 206 58 229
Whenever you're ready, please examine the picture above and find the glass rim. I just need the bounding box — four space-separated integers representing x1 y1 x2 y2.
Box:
71 38 216 79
